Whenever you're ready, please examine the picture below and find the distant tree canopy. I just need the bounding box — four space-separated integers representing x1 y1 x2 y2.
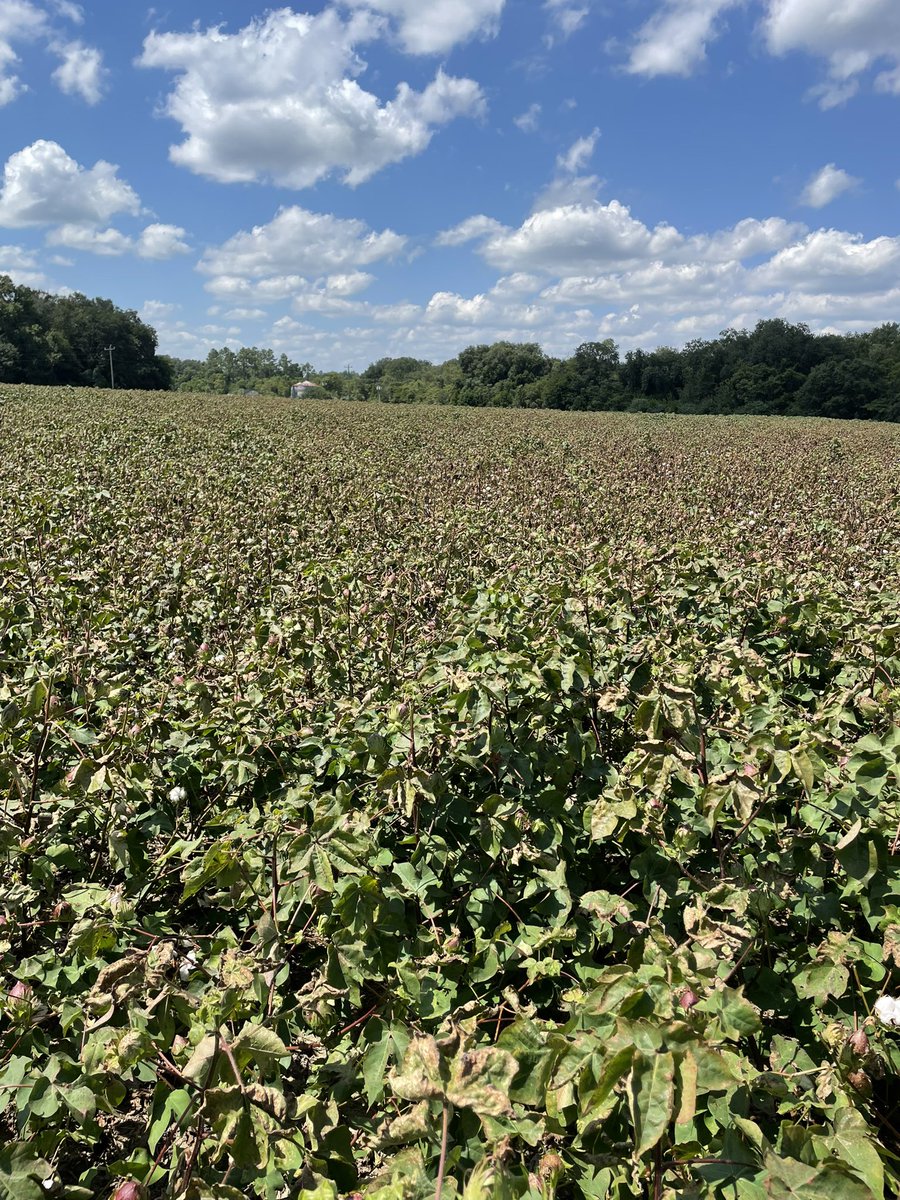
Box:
0 275 171 390
163 346 315 396
329 320 899 422
2 280 898 422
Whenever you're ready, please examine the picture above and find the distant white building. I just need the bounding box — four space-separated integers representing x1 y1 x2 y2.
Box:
291 379 319 398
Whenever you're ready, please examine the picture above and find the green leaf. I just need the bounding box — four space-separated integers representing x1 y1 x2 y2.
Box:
149 1087 193 1153
497 1017 558 1106
59 1083 96 1122
182 842 236 901
362 1019 392 1106
628 1050 675 1158
761 1151 874 1199
0 1144 53 1200
703 987 762 1039
23 681 47 719
230 1023 288 1071
793 960 849 1001
792 749 815 794
826 1110 884 1199
310 845 335 893
580 1046 634 1125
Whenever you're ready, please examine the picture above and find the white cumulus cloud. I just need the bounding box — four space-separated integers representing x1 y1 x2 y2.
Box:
556 128 600 174
0 0 48 104
45 221 191 259
0 242 50 287
763 0 900 106
753 229 900 293
199 206 405 301
799 163 860 207
627 0 741 77
326 271 376 296
436 214 506 246
46 224 132 255
0 2 101 107
51 39 107 103
481 200 683 274
138 8 485 189
137 223 190 259
340 0 505 53
0 140 140 228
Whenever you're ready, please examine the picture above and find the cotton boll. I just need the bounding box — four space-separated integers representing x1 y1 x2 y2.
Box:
178 949 199 982
168 786 187 804
874 995 899 1025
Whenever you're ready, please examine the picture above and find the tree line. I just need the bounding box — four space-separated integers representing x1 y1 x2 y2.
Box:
0 275 171 391
352 321 900 421
2 273 898 420
173 320 900 421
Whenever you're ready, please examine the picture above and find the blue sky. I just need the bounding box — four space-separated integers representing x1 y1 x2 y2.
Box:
0 0 898 369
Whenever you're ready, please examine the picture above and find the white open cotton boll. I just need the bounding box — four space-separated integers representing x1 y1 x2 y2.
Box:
874 995 899 1025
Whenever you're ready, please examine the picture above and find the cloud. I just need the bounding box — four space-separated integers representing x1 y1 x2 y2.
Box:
544 0 591 40
799 163 860 207
0 140 140 228
687 215 805 260
326 271 376 296
481 200 682 274
0 0 48 104
137 223 190 259
514 103 541 132
459 199 803 279
223 307 267 321
753 229 900 293
45 220 190 259
533 174 603 211
138 8 485 188
404 181 900 360
199 206 405 300
46 224 132 255
627 0 741 77
51 39 107 103
340 0 505 54
556 128 599 174
140 300 178 323
0 242 50 287
763 0 900 106
50 1 82 22
0 2 100 106
435 214 506 246
542 259 747 305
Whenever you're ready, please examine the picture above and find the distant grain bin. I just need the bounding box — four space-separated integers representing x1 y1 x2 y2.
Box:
291 380 319 399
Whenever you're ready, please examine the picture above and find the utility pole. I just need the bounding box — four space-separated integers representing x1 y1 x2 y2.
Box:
104 345 116 389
